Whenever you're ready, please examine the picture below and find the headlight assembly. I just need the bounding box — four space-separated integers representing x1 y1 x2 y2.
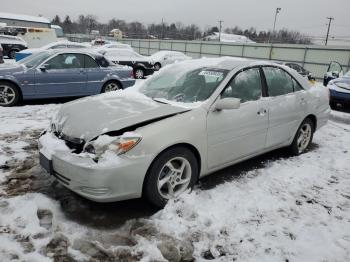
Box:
83 135 142 159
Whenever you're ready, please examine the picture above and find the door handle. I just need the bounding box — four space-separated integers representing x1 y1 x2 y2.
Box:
257 108 267 116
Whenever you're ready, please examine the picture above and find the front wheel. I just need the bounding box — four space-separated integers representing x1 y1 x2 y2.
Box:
144 147 199 208
289 118 315 155
0 82 20 107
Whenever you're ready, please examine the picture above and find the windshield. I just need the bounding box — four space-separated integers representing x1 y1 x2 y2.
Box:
18 52 53 68
139 66 228 103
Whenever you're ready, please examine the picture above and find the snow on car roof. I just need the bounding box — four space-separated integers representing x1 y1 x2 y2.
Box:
0 12 50 24
171 56 256 70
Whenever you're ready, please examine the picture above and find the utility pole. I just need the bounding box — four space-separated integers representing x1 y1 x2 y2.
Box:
268 7 281 43
325 17 334 46
218 20 223 42
161 18 164 39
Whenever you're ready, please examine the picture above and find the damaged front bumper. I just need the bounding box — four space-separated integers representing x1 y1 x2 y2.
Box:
38 133 152 202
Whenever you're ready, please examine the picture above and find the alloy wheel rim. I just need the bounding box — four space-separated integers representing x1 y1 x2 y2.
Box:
0 85 16 105
104 82 119 92
135 69 144 79
157 157 192 199
297 123 312 153
154 64 160 70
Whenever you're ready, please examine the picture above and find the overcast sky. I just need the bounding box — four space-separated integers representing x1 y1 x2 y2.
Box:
3 0 350 37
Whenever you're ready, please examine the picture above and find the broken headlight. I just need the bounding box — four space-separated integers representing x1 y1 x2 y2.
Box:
83 135 141 158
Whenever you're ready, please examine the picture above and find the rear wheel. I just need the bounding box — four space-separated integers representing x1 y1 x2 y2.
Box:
101 81 122 93
134 68 145 79
154 63 161 71
8 49 17 59
289 118 314 155
144 147 199 208
0 82 20 107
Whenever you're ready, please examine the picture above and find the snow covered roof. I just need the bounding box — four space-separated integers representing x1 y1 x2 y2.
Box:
0 12 50 24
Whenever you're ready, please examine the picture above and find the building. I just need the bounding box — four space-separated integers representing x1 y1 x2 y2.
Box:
0 12 51 28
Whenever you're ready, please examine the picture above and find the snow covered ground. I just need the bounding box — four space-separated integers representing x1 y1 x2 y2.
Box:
0 98 350 261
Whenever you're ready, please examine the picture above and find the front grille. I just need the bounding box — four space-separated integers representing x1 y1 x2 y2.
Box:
54 132 85 153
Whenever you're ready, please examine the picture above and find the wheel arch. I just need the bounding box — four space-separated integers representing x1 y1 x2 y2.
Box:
101 78 123 92
0 79 23 100
305 114 317 130
142 142 202 194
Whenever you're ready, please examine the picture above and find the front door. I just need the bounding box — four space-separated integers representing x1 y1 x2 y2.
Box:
34 53 86 97
207 67 269 169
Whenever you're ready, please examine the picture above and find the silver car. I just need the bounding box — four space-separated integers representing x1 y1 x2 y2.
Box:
38 58 330 207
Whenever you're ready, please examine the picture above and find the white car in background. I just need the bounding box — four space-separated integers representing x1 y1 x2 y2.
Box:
38 57 330 208
95 43 133 51
15 41 90 61
150 50 191 70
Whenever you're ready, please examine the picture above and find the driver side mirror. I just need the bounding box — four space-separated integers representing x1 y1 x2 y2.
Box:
215 97 241 111
39 64 50 71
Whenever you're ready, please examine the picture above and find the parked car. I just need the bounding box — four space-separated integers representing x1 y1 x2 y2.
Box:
327 71 350 108
100 49 154 79
0 50 135 107
15 41 90 61
150 51 191 70
0 44 3 64
281 62 315 82
38 58 330 207
95 43 133 51
0 35 28 59
324 61 344 86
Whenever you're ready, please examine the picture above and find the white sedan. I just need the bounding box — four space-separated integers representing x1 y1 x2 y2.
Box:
150 50 191 70
38 58 330 207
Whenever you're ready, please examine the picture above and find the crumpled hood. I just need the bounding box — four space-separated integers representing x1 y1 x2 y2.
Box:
53 91 190 142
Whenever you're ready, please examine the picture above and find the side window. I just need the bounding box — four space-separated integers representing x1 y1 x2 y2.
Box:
50 44 66 49
263 67 294 96
222 68 262 103
68 45 84 49
84 55 99 68
292 78 304 91
46 54 84 70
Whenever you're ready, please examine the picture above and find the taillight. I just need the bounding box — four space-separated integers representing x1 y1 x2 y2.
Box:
130 70 134 79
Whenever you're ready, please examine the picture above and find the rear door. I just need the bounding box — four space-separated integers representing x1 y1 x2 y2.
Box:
34 53 87 97
262 66 305 148
84 55 106 94
207 67 269 169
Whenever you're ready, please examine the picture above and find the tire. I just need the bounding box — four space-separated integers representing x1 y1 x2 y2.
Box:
0 82 20 107
144 146 199 208
8 49 17 59
154 63 161 71
289 118 315 155
101 81 122 93
134 68 145 79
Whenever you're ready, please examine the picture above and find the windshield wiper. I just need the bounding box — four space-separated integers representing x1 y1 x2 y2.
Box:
152 98 169 104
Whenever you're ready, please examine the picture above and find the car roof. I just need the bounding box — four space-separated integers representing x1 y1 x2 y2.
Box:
40 49 102 57
178 57 279 70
